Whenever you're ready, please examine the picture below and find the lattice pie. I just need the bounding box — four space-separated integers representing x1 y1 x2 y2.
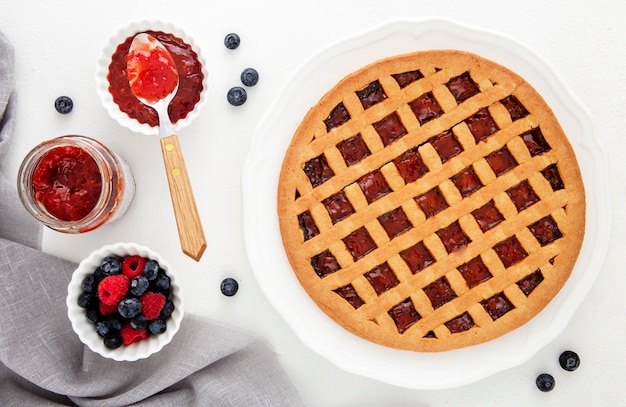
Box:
277 50 585 352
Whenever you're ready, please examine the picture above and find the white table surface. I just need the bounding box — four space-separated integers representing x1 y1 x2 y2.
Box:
1 1 624 405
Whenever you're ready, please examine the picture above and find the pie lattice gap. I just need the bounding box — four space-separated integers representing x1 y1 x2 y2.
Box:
279 50 585 352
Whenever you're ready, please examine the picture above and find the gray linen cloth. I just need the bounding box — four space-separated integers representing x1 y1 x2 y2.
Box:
0 31 303 406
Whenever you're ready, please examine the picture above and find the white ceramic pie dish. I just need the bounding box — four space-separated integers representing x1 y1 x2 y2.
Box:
242 18 610 389
67 242 184 361
95 19 209 136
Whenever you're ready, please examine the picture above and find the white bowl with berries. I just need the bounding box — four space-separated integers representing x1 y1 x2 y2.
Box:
67 242 184 361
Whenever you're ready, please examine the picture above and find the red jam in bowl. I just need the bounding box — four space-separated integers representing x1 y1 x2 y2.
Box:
32 145 102 221
127 34 178 103
108 30 203 126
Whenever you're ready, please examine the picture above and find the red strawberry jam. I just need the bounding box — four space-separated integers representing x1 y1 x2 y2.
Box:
31 146 102 221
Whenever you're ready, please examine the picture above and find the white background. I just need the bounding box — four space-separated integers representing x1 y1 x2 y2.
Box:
1 1 624 405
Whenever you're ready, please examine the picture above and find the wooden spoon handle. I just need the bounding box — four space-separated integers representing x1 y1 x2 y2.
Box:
160 134 207 261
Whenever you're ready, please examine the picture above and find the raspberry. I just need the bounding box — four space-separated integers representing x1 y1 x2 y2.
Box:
122 255 147 279
99 301 118 316
97 275 129 306
121 323 147 345
141 292 166 320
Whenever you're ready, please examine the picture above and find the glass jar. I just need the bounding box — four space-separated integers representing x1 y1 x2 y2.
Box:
17 135 135 233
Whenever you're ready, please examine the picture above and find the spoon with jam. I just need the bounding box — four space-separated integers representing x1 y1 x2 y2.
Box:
127 33 206 261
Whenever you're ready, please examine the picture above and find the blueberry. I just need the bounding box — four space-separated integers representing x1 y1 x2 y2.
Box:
118 298 142 319
104 335 122 349
54 96 73 114
130 276 149 297
93 267 105 283
130 315 147 331
148 318 167 335
160 300 175 318
536 373 555 392
220 278 239 297
95 321 111 338
142 260 160 281
559 350 580 371
86 308 100 324
101 256 122 275
77 292 95 308
81 274 96 293
227 87 247 106
154 273 170 291
240 68 259 87
105 315 123 331
224 33 240 50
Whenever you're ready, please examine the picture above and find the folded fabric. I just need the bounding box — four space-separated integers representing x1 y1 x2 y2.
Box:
0 31 303 406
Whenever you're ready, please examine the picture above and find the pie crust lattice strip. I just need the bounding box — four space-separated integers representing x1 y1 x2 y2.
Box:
277 50 585 352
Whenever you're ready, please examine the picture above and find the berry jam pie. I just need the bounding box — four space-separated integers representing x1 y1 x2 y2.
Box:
278 50 585 352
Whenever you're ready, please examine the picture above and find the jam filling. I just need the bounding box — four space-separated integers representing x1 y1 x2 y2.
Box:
378 207 412 239
388 298 421 334
31 146 102 222
423 277 457 309
324 102 350 131
481 292 514 320
521 128 551 156
365 262 400 295
500 95 529 121
415 187 449 218
108 30 203 127
336 134 371 166
528 215 563 246
343 226 377 261
373 112 407 146
392 69 424 88
446 72 480 104
458 256 493 288
409 92 443 125
436 221 471 253
472 200 505 232
298 210 319 241
465 108 499 143
517 269 544 296
424 330 437 338
393 147 429 184
322 191 355 224
357 170 392 204
399 241 435 274
334 284 364 309
541 164 564 191
485 146 518 176
452 166 483 198
430 130 463 163
507 180 540 212
356 80 387 109
303 154 334 188
445 311 475 333
494 236 528 268
311 250 341 278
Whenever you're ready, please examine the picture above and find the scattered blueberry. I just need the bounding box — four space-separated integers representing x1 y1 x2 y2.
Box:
536 373 555 392
559 350 580 371
160 299 175 318
130 275 149 297
224 33 241 50
101 256 122 275
220 278 239 297
130 315 147 331
240 68 259 87
95 321 111 338
54 96 73 114
148 318 167 334
104 335 122 349
118 297 142 319
227 87 247 106
142 260 160 281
